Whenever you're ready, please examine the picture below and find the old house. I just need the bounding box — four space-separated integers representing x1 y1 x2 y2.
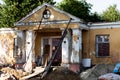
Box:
0 3 119 74
82 22 120 65
14 3 88 72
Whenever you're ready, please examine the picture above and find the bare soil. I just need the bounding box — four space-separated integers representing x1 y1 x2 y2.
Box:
29 67 81 80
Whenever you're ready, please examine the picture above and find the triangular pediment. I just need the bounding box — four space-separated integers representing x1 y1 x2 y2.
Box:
14 3 83 27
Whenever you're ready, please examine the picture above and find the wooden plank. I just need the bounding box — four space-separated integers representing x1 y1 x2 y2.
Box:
20 67 45 80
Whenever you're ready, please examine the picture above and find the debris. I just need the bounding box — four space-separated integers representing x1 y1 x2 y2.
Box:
0 73 16 80
24 67 80 80
20 67 45 80
80 64 115 80
41 67 80 80
98 73 120 80
0 67 28 79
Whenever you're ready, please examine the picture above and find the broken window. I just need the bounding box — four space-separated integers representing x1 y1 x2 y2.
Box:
96 35 110 57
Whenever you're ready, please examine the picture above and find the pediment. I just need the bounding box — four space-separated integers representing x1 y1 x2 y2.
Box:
14 3 83 27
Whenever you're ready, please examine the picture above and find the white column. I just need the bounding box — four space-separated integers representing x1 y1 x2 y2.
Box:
26 30 35 62
71 29 82 63
61 29 71 65
62 37 69 63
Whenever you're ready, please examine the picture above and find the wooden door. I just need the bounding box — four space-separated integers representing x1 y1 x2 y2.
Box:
51 38 61 66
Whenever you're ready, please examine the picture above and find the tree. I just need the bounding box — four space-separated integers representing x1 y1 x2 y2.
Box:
57 0 102 22
101 4 120 22
57 0 91 21
0 0 56 27
88 12 104 22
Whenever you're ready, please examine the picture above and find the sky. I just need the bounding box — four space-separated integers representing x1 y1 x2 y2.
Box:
54 0 120 13
86 0 120 13
0 0 120 13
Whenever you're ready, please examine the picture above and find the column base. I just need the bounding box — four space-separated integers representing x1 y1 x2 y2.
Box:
61 63 80 73
69 63 80 73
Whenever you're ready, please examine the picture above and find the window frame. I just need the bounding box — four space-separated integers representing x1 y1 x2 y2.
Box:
96 34 110 57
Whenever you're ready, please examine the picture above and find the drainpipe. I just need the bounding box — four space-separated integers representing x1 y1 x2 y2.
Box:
87 22 92 58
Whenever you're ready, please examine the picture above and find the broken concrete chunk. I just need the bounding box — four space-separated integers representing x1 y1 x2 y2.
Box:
1 67 28 79
0 73 16 80
98 73 120 80
80 64 115 80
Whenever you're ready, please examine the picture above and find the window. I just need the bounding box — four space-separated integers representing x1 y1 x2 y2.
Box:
43 9 51 19
13 38 17 57
96 35 110 57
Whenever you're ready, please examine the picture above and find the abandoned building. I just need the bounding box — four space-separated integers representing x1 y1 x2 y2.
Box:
1 3 120 74
14 3 87 73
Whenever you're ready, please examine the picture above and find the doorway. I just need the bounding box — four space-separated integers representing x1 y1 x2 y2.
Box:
42 37 62 66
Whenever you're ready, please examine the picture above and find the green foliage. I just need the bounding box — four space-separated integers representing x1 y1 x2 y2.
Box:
0 0 56 28
57 0 102 22
89 12 104 22
57 0 91 21
101 4 120 22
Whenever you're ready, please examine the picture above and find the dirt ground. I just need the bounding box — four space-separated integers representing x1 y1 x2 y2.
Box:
0 64 115 80
29 67 81 80
80 63 115 80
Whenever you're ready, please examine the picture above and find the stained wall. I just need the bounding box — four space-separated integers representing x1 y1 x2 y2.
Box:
0 28 16 65
82 27 120 64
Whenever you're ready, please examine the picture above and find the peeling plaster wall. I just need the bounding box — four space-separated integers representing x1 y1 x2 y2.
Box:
62 28 82 64
71 29 81 63
0 28 16 65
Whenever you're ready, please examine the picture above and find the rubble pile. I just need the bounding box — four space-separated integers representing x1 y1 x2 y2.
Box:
42 67 80 80
0 73 16 80
98 73 120 80
80 64 115 80
0 67 28 79
29 67 81 80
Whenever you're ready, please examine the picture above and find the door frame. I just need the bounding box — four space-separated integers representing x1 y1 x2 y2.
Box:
41 36 61 65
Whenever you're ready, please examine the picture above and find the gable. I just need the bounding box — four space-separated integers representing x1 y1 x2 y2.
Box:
14 3 82 26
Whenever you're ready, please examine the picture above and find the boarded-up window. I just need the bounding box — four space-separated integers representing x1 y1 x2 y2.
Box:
96 35 110 57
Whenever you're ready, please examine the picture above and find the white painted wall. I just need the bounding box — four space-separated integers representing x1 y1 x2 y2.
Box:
62 37 69 63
